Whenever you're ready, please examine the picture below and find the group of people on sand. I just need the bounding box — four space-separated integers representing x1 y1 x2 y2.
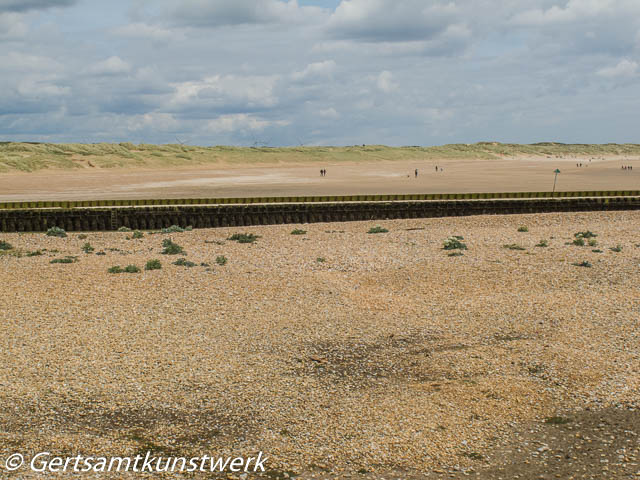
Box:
321 166 449 179
576 163 587 167
412 166 443 177
622 165 633 171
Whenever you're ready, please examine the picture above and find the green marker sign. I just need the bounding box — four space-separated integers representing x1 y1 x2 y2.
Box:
552 169 561 195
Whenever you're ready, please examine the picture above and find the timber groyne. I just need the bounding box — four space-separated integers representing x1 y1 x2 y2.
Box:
1 195 639 232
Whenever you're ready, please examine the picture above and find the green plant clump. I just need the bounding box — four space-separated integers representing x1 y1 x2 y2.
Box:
26 250 43 256
118 226 132 232
131 230 144 239
610 245 623 252
0 240 13 250
572 261 592 268
228 233 261 244
109 265 140 273
161 238 184 255
145 259 162 270
316 257 326 263
443 237 467 250
46 226 67 238
575 231 597 239
535 240 549 247
367 226 389 234
517 226 529 232
173 258 196 267
503 244 526 251
573 237 585 246
215 255 227 266
82 243 95 253
50 257 76 264
291 229 307 235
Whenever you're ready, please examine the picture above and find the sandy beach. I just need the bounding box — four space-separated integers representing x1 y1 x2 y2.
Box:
0 153 638 202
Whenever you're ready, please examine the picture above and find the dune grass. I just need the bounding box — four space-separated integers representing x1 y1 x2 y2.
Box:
1 141 639 173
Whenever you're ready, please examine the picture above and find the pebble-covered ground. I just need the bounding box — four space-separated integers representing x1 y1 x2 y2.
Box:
0 211 639 479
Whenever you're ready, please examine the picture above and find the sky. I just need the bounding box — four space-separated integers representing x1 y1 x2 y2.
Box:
0 0 639 146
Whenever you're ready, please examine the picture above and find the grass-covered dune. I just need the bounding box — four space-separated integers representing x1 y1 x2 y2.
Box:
1 141 640 173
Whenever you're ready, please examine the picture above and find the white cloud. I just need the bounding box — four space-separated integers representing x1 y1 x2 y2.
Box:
206 113 289 133
0 12 27 39
512 0 635 26
85 56 132 76
318 107 339 118
126 112 178 132
169 74 279 110
597 59 638 78
112 23 182 42
0 52 62 72
17 79 70 98
376 70 397 93
292 60 336 81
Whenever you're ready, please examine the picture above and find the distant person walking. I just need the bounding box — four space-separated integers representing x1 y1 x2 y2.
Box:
435 165 438 172
415 169 418 178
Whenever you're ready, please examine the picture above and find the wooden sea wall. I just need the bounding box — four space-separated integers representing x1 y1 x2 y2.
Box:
1 197 639 232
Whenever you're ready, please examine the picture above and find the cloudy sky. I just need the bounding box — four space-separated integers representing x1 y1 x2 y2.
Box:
1 0 639 146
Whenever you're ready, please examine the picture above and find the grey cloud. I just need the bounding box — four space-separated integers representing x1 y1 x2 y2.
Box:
327 0 462 42
0 12 26 39
168 0 324 28
0 0 76 13
4 0 640 146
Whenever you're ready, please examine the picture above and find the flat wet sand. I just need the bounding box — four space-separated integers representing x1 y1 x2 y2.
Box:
0 156 638 201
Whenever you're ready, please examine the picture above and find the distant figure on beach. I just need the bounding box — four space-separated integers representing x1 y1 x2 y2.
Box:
415 169 418 178
435 165 438 172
